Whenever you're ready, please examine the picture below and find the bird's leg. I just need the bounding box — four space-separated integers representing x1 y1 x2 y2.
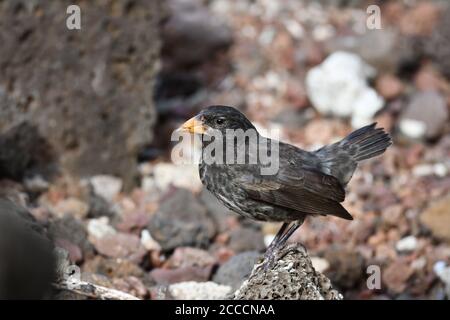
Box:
265 222 290 259
262 218 305 271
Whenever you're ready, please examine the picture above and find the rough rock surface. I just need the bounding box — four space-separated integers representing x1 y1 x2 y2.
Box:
0 0 160 186
233 244 342 300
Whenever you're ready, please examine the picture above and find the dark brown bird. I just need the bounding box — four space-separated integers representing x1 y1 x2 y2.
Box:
179 105 392 265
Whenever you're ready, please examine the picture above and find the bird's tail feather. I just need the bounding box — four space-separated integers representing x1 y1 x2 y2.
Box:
340 123 392 162
315 123 392 185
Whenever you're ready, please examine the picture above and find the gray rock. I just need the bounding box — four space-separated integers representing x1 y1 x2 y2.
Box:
228 227 265 253
233 244 342 300
0 0 161 187
49 214 94 260
148 188 216 251
213 251 261 291
162 0 232 69
425 7 450 79
399 91 448 140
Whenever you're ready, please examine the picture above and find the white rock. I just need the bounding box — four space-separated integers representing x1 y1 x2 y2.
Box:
169 281 232 300
399 119 427 140
434 261 450 297
87 217 116 239
140 229 161 251
264 234 275 247
395 235 418 252
310 257 330 273
306 51 384 128
152 163 202 192
89 175 123 202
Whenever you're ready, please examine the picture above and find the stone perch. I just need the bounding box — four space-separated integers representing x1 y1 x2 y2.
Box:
233 243 343 300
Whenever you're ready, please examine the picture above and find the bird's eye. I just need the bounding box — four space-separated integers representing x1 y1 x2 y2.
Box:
215 118 225 125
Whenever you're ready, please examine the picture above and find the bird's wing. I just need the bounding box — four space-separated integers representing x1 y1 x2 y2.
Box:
277 166 346 202
238 169 352 220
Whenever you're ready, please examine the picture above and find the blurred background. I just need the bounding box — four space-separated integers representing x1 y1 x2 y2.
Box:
0 0 449 299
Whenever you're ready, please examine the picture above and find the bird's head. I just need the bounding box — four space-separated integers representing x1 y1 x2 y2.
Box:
178 105 256 136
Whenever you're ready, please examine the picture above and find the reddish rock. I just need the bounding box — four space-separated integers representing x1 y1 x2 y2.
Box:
165 247 216 268
383 259 414 294
376 74 404 100
149 265 213 285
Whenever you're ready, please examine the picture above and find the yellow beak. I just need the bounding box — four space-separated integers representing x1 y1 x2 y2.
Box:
178 115 208 134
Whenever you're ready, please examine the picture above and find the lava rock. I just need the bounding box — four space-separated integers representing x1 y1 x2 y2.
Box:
0 0 161 187
213 251 261 291
148 188 216 251
162 0 232 69
233 244 342 300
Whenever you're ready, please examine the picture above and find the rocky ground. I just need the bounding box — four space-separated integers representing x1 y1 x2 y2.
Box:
1 0 450 300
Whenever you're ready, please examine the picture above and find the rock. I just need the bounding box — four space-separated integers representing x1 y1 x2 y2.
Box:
326 29 399 73
323 245 365 290
89 175 123 202
395 236 418 253
233 244 342 300
169 281 232 300
87 217 117 239
399 91 448 140
151 163 203 192
0 0 161 187
420 196 450 242
227 227 265 253
305 51 384 128
400 2 440 36
49 215 94 259
148 188 216 251
112 276 149 299
115 211 151 233
425 7 450 79
150 266 213 285
54 238 83 264
82 256 147 280
162 0 232 69
23 175 50 193
434 261 450 298
310 257 330 273
383 259 414 294
165 247 216 268
140 229 162 252
53 197 89 219
0 122 56 180
213 251 261 291
375 74 404 100
90 232 147 263
87 192 116 219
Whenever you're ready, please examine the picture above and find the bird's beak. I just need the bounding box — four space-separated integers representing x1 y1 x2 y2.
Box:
178 115 208 134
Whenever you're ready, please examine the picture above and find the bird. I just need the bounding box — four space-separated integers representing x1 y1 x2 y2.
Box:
178 105 392 267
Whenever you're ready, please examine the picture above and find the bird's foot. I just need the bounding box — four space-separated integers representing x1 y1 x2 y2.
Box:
262 248 277 271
